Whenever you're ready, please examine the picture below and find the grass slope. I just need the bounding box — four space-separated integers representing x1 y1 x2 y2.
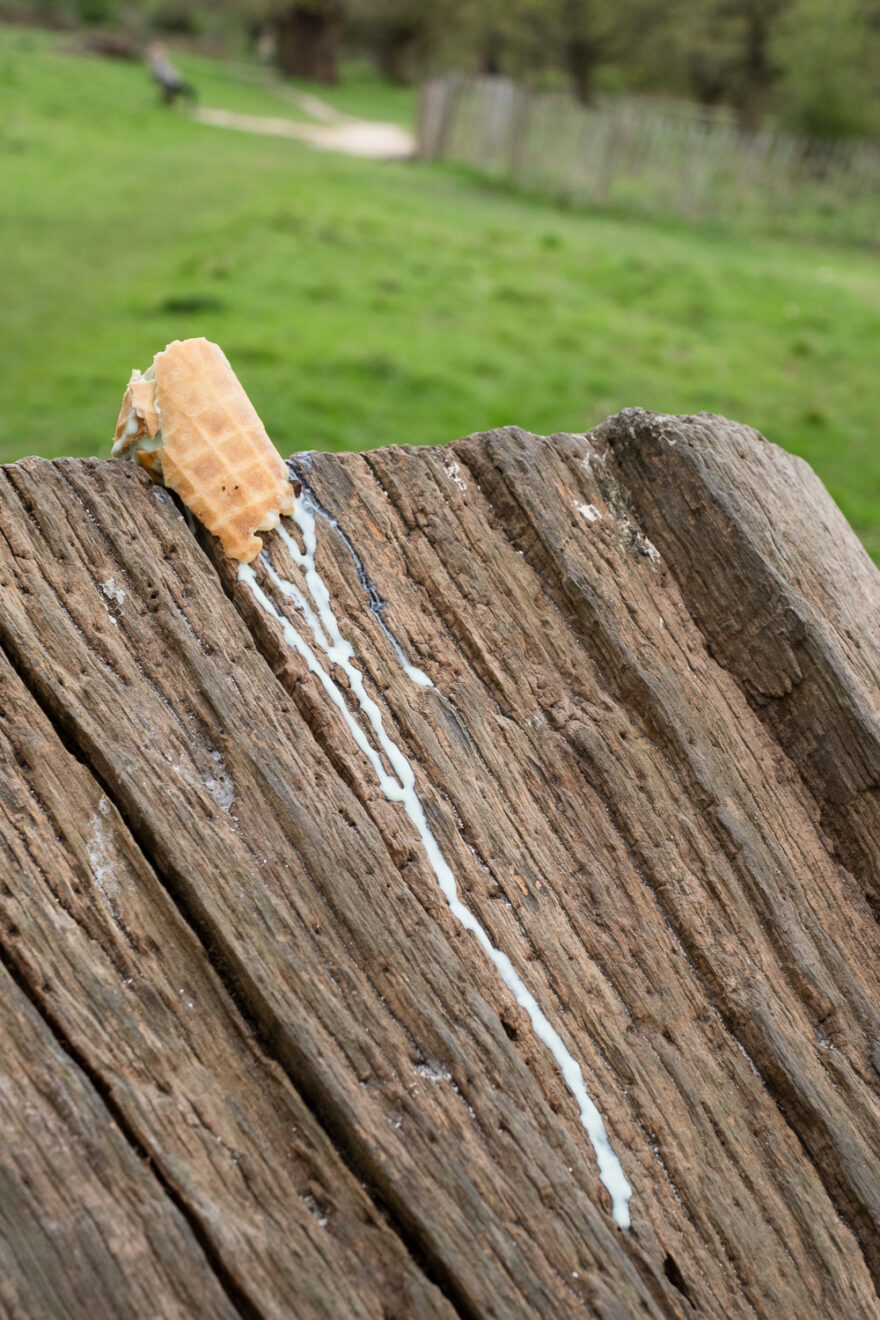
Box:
3 26 880 557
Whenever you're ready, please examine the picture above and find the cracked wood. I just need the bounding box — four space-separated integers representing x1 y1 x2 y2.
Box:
0 413 878 1319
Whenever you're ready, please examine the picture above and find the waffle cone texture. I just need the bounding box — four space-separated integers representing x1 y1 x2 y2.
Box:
112 338 295 562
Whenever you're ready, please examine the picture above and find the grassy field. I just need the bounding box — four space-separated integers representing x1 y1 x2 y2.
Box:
3 25 880 557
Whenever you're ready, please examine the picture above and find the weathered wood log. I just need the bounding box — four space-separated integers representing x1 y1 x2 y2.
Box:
0 413 877 1318
0 647 449 1320
0 950 239 1320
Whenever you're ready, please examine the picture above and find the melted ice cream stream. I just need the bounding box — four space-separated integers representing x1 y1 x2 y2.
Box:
286 461 432 689
238 489 632 1229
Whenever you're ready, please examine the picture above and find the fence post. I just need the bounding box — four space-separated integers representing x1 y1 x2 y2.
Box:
415 79 441 160
593 105 626 208
436 74 464 161
508 85 531 183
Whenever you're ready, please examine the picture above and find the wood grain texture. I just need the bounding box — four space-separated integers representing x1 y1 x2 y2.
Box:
0 958 238 1320
596 408 880 907
0 459 660 1319
0 648 451 1320
0 415 877 1319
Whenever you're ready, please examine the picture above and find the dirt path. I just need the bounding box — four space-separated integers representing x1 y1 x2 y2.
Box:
193 103 414 160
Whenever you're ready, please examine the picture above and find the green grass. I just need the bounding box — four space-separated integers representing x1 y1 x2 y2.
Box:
3 25 880 558
283 57 416 125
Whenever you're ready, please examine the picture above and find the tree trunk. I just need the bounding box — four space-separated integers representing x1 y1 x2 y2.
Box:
479 49 502 75
276 3 341 85
1 416 879 1315
565 36 599 105
375 23 423 86
688 51 729 109
735 7 777 132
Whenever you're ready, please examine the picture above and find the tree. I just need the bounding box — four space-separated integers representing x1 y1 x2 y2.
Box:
553 0 603 103
536 0 679 105
773 0 879 136
209 0 346 82
438 0 541 78
670 0 791 131
274 0 345 82
346 0 435 84
731 0 788 132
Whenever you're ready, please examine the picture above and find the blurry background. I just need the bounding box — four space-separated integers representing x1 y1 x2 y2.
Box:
1 0 879 555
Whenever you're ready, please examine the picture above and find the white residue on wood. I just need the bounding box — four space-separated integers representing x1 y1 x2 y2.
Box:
416 1060 453 1083
99 577 126 623
166 743 235 814
101 577 126 605
237 488 633 1229
86 796 123 921
633 530 661 563
443 458 468 492
575 502 602 523
201 746 235 813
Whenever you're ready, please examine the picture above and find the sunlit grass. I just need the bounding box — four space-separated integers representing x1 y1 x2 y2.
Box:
2 25 880 557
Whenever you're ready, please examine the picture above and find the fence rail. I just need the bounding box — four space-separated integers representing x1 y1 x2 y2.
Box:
417 75 880 244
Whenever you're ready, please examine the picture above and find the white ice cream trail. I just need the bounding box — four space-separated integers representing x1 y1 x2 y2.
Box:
286 462 432 689
238 490 632 1230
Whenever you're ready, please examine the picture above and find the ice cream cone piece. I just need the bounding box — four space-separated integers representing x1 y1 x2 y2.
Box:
110 338 295 562
113 374 161 456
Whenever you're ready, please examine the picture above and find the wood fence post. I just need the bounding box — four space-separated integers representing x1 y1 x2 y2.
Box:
2 418 880 1316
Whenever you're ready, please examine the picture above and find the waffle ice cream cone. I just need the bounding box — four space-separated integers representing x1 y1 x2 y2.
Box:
112 338 295 562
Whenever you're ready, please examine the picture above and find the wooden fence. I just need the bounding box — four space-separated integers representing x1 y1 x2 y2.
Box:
417 75 880 244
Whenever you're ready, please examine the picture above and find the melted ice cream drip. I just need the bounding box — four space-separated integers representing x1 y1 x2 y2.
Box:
238 495 632 1230
286 463 432 689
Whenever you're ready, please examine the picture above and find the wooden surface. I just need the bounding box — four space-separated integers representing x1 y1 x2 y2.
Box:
0 413 878 1318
